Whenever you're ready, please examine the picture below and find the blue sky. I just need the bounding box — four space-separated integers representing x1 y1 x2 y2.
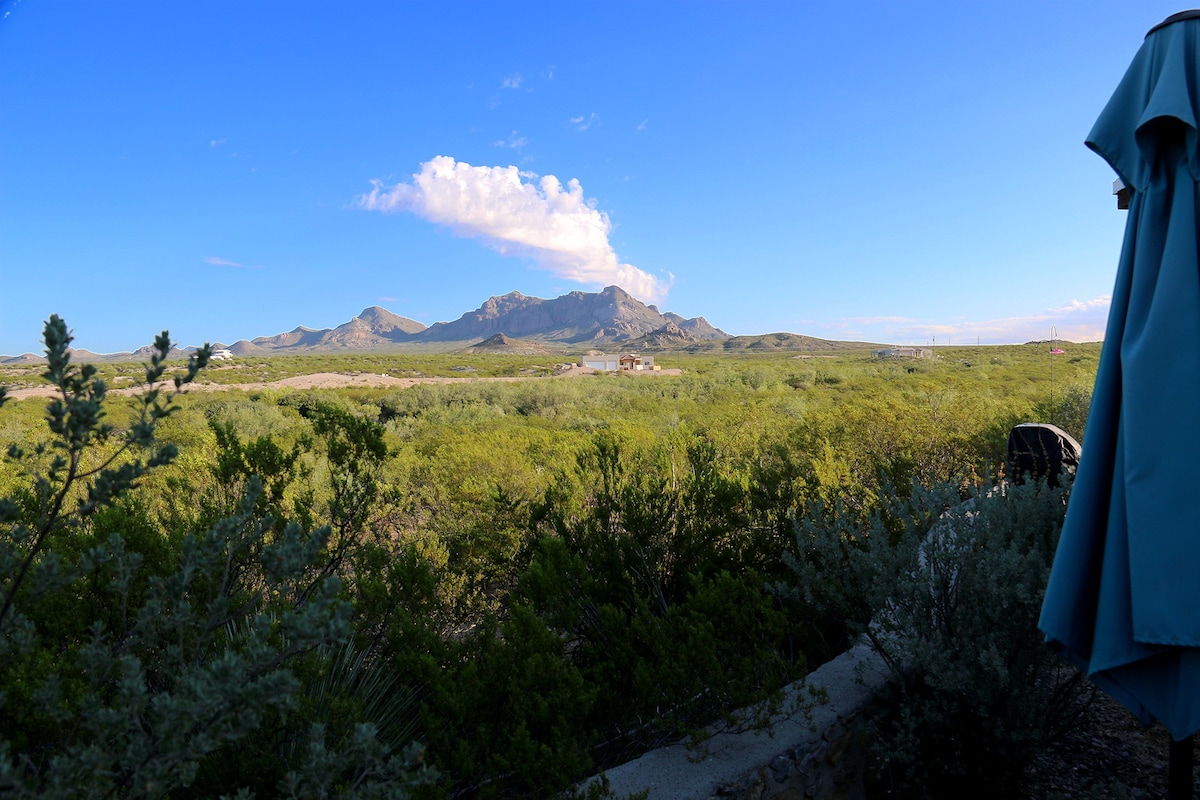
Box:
0 1 1185 355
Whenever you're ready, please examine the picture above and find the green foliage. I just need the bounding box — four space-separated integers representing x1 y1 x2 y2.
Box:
782 476 1085 799
1 339 1105 798
1033 382 1092 444
0 318 431 799
422 605 598 798
360 429 806 797
515 435 801 760
1 316 210 638
301 400 389 554
209 417 312 524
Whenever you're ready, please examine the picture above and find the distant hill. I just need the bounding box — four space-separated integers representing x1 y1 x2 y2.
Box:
0 353 44 365
1 287 881 360
239 306 427 353
467 333 564 356
623 314 745 349
661 313 727 340
693 332 881 352
623 322 695 350
57 345 196 363
357 306 428 336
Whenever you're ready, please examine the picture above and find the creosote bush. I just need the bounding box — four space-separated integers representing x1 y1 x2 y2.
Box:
0 317 431 799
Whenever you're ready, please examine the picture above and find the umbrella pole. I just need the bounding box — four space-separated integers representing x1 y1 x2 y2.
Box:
1169 735 1193 800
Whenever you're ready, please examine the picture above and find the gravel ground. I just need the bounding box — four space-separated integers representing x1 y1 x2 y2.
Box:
1023 674 1198 800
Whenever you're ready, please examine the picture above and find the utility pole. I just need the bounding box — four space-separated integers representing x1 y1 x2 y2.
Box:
1050 326 1057 425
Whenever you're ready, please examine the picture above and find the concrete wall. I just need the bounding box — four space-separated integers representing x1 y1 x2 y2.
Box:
584 640 889 800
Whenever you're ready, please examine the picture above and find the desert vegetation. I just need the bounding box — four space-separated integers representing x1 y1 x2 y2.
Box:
0 321 1099 798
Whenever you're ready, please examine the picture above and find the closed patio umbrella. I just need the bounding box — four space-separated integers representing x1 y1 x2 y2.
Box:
1038 10 1200 799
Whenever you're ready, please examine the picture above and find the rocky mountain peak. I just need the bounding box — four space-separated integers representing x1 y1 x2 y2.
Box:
355 306 426 335
481 333 512 346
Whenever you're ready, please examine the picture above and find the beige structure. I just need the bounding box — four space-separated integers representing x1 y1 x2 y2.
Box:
873 347 932 359
579 353 660 371
619 353 658 371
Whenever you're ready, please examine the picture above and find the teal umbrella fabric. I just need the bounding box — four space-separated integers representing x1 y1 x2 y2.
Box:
1039 11 1200 743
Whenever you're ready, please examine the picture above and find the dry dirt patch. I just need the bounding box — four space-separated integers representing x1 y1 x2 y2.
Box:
3 368 683 401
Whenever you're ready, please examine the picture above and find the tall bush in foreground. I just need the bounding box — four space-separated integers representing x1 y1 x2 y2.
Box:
0 317 430 799
780 476 1085 799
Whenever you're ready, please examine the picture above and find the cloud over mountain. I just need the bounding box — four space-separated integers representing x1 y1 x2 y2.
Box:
358 156 671 304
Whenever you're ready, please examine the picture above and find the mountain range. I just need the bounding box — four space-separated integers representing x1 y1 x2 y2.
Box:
1 286 878 362
220 285 731 354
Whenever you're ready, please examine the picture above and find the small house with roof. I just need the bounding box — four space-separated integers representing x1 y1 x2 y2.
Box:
579 353 659 372
619 353 658 371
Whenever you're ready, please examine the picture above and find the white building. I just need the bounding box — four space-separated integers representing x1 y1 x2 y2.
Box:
579 353 659 371
580 354 620 371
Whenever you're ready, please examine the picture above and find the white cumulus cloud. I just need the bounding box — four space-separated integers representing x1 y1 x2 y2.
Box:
358 156 671 303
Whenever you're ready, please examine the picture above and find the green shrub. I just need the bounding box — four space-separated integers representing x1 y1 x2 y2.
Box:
781 476 1085 799
1033 382 1092 444
0 317 432 798
421 605 597 799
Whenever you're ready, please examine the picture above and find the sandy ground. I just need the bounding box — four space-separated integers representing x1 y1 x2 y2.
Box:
2 366 684 401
